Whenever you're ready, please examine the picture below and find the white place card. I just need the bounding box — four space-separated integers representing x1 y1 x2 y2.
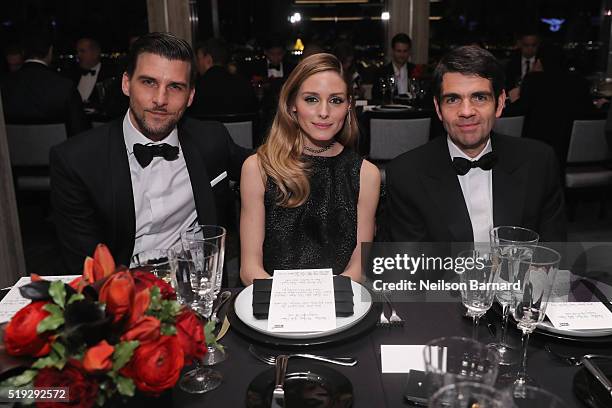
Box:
0 275 80 324
381 345 425 373
546 302 612 330
267 269 336 333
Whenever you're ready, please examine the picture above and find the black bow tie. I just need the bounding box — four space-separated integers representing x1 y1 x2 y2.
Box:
452 152 497 176
268 63 281 70
80 68 96 76
133 143 179 168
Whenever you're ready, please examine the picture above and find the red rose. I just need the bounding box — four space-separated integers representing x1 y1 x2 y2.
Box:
99 270 135 323
4 301 52 357
176 309 207 364
132 270 176 300
121 316 160 343
83 340 114 373
34 363 98 408
121 335 184 395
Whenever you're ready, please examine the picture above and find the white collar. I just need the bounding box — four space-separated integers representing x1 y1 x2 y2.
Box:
447 136 492 161
123 110 179 155
89 62 102 73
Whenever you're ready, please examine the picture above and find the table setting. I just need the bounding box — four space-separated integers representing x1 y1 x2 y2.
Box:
1 225 612 407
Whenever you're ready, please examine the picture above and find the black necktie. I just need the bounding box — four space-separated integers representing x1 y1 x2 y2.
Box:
452 152 497 176
524 60 530 76
80 68 96 76
133 143 179 168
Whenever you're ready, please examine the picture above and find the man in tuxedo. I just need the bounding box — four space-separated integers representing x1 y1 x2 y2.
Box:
382 45 566 243
250 38 294 81
188 38 257 117
1 31 89 136
373 33 417 100
505 32 539 91
50 32 250 273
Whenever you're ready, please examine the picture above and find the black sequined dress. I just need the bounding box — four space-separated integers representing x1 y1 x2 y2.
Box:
263 148 362 275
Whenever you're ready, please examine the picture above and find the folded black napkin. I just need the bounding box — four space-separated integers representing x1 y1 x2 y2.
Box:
252 275 354 319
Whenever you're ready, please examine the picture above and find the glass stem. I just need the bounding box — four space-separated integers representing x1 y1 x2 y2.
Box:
472 315 480 340
500 303 510 345
516 330 530 383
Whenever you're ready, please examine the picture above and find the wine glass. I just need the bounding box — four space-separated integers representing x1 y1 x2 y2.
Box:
429 382 513 408
512 385 568 408
499 245 560 390
131 249 173 284
182 225 226 298
489 226 539 365
423 336 500 398
180 240 218 318
457 247 500 340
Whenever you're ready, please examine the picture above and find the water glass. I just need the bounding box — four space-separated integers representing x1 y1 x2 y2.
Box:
489 226 539 365
429 382 513 408
167 247 195 305
512 385 568 408
131 249 172 284
182 225 226 296
181 240 218 318
423 336 500 397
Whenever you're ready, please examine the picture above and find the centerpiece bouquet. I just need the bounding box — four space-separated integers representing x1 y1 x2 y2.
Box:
0 244 207 407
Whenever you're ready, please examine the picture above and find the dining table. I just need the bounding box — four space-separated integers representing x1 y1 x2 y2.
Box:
170 283 612 408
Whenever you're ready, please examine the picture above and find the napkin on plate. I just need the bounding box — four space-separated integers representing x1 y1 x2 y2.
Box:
252 275 354 319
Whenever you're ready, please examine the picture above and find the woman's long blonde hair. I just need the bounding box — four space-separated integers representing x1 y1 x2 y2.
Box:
257 53 359 207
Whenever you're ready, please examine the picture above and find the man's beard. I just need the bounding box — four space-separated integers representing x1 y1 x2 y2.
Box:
130 104 178 141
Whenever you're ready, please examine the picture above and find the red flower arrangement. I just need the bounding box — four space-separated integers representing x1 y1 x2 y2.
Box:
1 244 207 407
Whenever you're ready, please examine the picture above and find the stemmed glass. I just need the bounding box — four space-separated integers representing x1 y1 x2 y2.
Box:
457 248 500 340
512 385 568 408
173 243 224 394
429 382 513 408
500 245 560 391
489 226 539 365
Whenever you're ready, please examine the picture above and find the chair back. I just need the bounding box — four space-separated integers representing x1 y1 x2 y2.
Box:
223 121 253 149
493 116 524 137
566 119 610 163
369 117 430 161
6 123 67 166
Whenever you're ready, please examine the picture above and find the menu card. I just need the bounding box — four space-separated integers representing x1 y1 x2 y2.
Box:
546 302 612 330
381 345 426 373
0 275 79 324
266 269 336 333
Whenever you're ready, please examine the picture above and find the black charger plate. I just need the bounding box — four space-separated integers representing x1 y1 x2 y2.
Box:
246 361 353 408
573 359 612 408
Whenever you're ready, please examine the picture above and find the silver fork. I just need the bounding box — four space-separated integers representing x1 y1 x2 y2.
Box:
382 292 404 326
378 308 390 326
248 345 357 366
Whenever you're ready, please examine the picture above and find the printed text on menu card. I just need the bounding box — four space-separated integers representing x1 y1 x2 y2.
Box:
546 302 612 330
267 269 336 332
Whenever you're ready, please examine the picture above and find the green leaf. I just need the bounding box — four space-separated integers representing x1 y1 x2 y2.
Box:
43 303 63 318
49 280 66 309
204 320 224 353
37 314 64 334
115 376 135 397
160 323 176 336
67 293 85 305
1 370 37 387
32 353 60 369
112 341 139 372
51 342 66 360
96 391 106 406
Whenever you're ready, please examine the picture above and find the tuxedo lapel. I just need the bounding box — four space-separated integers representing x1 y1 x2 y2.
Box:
178 127 218 224
108 121 136 262
491 134 527 227
420 137 473 241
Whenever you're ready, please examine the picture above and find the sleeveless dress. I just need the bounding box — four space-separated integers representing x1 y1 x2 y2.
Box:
262 148 363 275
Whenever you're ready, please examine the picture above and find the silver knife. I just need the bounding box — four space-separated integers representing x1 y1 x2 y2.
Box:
582 355 612 398
271 355 289 408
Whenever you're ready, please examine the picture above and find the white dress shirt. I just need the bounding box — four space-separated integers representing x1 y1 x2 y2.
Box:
393 63 408 95
520 56 535 79
77 62 101 102
267 60 284 79
123 111 198 257
447 137 494 243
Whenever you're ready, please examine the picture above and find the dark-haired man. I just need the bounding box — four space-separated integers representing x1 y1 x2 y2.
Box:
373 33 416 99
50 32 249 273
505 32 540 91
1 32 89 136
382 45 566 243
188 38 257 117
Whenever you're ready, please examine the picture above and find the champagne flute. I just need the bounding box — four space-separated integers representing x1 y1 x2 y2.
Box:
489 226 539 365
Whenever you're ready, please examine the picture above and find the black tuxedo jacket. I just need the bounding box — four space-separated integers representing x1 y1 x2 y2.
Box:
504 53 524 90
1 62 90 136
50 117 250 273
381 133 567 242
67 61 119 104
372 62 417 100
188 66 257 117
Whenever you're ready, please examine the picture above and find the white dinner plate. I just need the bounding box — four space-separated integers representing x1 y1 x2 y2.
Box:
234 280 372 339
537 320 612 338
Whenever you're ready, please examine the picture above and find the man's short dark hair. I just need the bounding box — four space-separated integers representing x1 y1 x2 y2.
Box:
125 32 197 87
23 30 52 60
432 45 505 102
77 37 101 51
391 33 412 49
195 38 229 66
